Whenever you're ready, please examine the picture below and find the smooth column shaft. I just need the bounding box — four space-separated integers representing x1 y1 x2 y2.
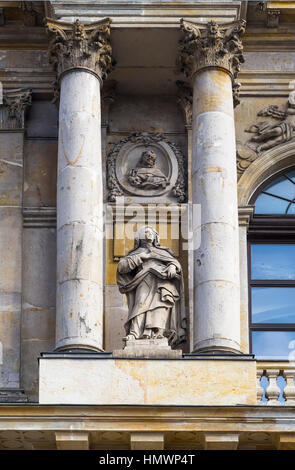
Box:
56 70 103 351
192 69 240 353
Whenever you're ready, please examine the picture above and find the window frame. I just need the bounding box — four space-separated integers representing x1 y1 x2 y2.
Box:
248 167 295 358
252 167 295 215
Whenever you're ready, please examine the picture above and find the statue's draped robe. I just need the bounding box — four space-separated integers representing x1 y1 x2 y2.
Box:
128 167 168 189
117 246 186 345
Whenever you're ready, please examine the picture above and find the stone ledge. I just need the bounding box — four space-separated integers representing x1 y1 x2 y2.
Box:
0 389 28 403
39 357 257 406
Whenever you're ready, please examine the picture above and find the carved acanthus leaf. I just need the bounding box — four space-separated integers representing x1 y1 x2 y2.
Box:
178 19 245 107
179 19 245 78
46 17 115 83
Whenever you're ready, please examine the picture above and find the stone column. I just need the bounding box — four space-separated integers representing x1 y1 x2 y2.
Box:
179 19 246 354
0 88 31 402
46 18 114 351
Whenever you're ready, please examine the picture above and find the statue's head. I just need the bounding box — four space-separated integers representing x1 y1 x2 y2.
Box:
129 225 174 256
140 150 156 168
135 226 159 246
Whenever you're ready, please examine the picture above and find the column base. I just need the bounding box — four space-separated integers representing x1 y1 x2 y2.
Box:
54 343 104 353
193 338 242 355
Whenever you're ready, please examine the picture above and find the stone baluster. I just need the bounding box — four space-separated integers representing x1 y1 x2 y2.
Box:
179 19 246 353
265 369 281 405
46 17 114 351
283 369 295 406
256 369 264 405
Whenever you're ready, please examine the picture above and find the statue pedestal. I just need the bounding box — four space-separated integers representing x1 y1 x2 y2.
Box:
113 337 182 358
39 352 257 405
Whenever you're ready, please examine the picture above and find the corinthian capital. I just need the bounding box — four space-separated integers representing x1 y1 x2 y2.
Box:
1 88 32 129
179 19 246 81
46 17 114 84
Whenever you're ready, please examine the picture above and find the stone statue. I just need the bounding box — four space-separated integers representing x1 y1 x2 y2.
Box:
245 90 295 154
117 226 186 347
127 150 168 189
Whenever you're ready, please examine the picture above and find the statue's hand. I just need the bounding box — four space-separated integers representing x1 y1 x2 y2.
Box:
166 264 177 279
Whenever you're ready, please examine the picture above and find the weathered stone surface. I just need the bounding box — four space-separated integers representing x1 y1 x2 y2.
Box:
0 208 22 294
22 228 56 309
22 339 55 402
23 140 57 208
0 308 21 389
109 96 186 135
21 227 56 401
26 101 58 139
0 133 23 206
0 133 23 165
39 357 257 406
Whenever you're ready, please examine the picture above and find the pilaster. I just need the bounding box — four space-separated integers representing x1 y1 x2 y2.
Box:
0 88 32 402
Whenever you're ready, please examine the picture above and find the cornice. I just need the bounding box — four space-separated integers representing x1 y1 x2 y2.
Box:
49 1 242 28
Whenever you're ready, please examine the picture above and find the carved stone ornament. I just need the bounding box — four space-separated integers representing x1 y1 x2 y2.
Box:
46 17 114 85
267 9 280 28
178 19 246 107
245 90 295 154
116 226 186 350
236 90 295 178
1 88 32 129
236 141 258 179
176 80 192 128
107 133 187 203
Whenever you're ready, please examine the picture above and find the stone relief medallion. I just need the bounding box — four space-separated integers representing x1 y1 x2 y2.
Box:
107 133 186 202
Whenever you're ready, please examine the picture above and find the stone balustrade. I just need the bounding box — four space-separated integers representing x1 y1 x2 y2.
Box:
257 363 295 406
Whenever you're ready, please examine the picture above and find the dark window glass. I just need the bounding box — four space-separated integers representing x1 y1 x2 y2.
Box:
251 244 295 280
255 169 295 214
252 331 295 360
252 287 295 324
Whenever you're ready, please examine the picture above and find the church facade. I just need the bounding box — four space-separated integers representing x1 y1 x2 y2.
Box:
0 0 295 450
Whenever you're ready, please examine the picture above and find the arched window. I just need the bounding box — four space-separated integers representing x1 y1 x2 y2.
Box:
248 167 295 360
